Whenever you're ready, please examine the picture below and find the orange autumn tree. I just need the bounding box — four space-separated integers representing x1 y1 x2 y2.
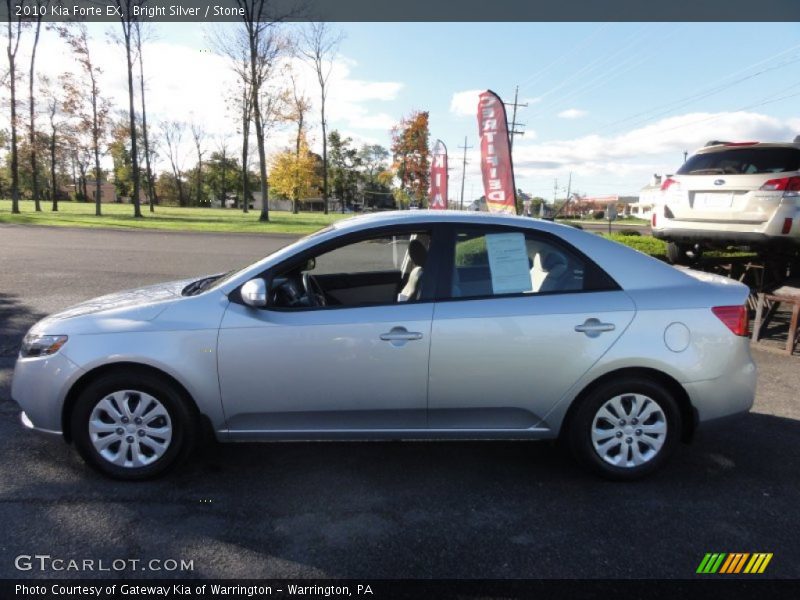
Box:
391 111 430 207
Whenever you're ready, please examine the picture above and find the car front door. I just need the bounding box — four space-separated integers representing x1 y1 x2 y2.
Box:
217 227 438 437
427 225 636 433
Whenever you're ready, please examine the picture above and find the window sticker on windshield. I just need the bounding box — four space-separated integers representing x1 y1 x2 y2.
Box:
485 233 533 295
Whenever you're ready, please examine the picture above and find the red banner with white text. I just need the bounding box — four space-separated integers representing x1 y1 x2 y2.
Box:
429 139 448 209
477 90 516 214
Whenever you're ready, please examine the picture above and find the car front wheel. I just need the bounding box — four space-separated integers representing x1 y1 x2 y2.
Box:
567 378 681 480
71 370 196 480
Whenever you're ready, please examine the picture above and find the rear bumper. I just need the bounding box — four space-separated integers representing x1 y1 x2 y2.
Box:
20 411 63 437
652 229 785 245
684 340 757 423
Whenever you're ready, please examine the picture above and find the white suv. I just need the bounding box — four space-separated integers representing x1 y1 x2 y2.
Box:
652 141 800 264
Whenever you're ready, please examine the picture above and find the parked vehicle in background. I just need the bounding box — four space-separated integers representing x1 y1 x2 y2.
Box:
652 140 800 264
12 212 756 481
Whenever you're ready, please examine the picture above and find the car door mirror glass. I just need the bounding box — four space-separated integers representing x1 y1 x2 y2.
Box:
304 257 316 272
241 278 268 308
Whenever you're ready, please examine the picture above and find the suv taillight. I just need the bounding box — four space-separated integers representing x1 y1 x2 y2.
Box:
759 176 800 196
712 305 749 337
661 177 679 192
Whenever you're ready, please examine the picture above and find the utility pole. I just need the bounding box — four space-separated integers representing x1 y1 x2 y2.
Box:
458 136 473 210
505 85 528 150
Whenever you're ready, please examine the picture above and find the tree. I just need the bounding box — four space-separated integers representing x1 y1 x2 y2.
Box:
299 22 343 216
269 132 320 208
5 1 25 213
284 70 311 213
134 21 157 212
61 24 109 216
235 1 286 222
40 75 61 210
162 120 187 207
328 130 360 213
109 120 133 200
391 111 430 206
190 121 205 208
205 143 241 207
27 1 46 211
114 0 146 218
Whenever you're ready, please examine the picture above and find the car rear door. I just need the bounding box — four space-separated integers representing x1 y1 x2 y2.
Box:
427 225 635 433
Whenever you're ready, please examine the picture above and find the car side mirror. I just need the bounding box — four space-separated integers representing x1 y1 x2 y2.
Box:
305 257 316 271
241 278 267 308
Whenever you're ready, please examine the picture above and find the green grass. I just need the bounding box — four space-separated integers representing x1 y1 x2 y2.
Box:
604 232 668 258
0 199 350 234
601 232 757 260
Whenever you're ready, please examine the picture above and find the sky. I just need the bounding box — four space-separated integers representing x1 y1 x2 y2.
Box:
13 21 800 204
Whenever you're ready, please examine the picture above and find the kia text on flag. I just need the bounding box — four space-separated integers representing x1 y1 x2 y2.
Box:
430 140 448 209
478 90 516 214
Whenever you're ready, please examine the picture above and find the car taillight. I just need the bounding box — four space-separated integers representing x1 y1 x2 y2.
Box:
661 177 679 192
651 213 657 227
759 176 800 195
782 218 793 234
712 305 749 337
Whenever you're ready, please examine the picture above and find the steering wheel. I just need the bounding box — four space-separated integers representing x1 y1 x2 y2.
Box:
302 272 326 307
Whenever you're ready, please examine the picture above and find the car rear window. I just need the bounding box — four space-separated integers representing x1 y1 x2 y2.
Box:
677 147 800 175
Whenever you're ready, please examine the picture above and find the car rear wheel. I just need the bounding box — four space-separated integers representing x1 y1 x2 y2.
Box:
567 378 681 480
71 370 196 480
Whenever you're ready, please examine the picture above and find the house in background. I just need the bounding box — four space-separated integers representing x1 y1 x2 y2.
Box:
66 181 118 203
633 174 668 220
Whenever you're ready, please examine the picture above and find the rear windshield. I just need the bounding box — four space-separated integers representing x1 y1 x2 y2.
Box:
677 147 800 175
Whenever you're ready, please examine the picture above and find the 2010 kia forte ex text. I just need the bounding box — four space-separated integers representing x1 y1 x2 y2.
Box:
11 211 757 481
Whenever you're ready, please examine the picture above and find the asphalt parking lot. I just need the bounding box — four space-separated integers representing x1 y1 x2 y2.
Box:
1 223 799 579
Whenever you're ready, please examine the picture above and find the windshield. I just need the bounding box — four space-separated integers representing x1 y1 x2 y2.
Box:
677 147 800 175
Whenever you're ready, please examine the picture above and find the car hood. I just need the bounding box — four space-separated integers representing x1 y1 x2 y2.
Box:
29 277 197 335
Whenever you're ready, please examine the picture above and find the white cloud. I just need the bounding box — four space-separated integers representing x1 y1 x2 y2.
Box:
557 108 587 119
7 26 402 170
450 89 481 117
513 111 800 178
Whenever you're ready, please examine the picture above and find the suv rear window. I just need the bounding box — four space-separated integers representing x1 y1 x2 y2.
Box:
677 147 800 175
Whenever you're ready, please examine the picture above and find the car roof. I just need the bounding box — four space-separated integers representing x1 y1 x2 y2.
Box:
332 210 577 235
695 142 800 154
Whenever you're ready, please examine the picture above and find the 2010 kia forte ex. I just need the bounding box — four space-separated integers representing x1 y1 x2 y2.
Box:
11 211 757 481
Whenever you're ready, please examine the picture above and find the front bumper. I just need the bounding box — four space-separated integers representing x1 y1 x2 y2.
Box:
11 351 83 435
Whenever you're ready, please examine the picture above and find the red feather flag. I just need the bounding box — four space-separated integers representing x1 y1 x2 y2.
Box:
477 90 516 214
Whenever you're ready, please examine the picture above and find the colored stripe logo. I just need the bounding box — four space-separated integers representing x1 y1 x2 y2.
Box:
697 553 772 574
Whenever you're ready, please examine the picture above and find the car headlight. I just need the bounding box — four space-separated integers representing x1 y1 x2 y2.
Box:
20 334 68 358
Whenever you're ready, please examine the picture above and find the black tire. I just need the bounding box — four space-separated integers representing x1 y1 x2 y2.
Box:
567 377 681 481
665 241 688 265
70 369 197 480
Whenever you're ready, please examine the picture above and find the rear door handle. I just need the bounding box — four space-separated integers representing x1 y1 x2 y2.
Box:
380 327 423 346
574 318 616 338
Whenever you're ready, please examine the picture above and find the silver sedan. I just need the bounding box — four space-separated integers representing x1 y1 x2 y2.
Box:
11 211 756 480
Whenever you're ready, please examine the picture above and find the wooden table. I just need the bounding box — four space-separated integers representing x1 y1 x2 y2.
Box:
752 283 800 356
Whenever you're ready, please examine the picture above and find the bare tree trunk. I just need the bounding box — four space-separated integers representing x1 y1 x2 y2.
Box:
321 95 327 215
241 88 250 213
6 9 21 214
136 24 156 212
251 68 269 222
28 12 43 212
49 120 57 211
118 7 142 218
91 84 102 216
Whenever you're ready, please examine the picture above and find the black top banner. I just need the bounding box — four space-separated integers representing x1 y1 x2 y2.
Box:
1 0 800 22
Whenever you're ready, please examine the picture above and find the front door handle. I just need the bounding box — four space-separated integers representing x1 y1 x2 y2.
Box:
380 327 423 346
574 318 616 338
